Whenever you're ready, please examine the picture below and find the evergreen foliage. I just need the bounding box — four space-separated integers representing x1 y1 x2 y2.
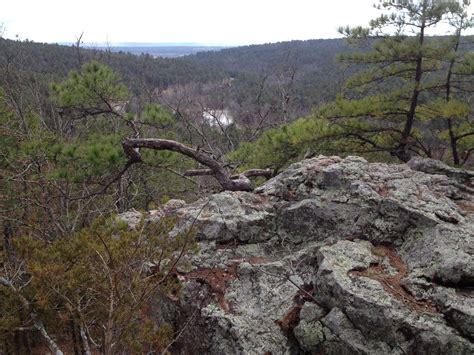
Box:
326 0 474 163
231 0 474 169
1 216 196 353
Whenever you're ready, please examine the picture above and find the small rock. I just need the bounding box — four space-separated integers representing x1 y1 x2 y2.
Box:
299 302 326 323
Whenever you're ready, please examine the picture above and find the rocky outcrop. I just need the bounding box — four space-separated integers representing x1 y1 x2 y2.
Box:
119 156 474 354
407 157 474 183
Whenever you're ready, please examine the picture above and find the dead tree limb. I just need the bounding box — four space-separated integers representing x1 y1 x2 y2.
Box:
183 169 214 177
122 138 253 191
184 168 274 180
238 169 274 179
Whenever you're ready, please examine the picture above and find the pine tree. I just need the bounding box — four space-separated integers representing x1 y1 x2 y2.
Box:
322 0 466 162
434 0 474 165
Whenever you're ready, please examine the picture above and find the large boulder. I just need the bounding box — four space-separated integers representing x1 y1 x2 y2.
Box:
122 156 473 354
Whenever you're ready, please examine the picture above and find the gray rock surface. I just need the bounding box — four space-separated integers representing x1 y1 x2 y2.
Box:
117 199 186 228
407 157 474 183
124 156 474 354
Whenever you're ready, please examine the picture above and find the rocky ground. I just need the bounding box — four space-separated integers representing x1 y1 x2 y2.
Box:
120 156 474 354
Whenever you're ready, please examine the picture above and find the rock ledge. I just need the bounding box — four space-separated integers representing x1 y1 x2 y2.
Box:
120 156 473 354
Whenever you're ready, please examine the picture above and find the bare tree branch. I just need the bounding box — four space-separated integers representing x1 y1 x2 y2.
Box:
122 138 253 191
184 168 274 180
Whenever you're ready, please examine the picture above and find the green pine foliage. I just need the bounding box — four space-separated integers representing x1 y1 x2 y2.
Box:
229 117 342 171
229 1 474 169
321 0 474 163
1 216 196 353
50 61 129 110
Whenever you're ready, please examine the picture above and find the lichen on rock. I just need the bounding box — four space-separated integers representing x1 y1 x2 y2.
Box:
121 156 473 354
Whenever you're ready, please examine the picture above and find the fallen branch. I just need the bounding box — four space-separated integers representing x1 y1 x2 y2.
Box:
122 138 253 191
183 169 214 177
184 168 274 180
237 169 274 179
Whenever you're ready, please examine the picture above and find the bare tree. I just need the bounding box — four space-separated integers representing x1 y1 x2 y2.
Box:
74 31 84 69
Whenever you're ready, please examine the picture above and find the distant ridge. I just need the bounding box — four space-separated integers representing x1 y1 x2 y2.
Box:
57 42 233 47
53 42 231 58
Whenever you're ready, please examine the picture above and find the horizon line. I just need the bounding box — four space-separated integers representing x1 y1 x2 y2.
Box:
50 38 344 48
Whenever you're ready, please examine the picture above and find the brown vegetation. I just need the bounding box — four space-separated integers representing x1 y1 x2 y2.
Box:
350 245 437 313
183 263 239 312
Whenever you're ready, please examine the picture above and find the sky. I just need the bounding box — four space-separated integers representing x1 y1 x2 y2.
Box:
1 0 473 46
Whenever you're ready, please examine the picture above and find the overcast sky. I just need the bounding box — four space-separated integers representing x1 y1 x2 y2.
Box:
2 0 473 45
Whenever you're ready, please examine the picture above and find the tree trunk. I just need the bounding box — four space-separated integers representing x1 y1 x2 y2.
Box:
395 7 427 162
19 311 32 354
79 324 92 355
3 222 14 263
448 118 460 165
445 26 462 166
13 329 21 355
70 320 80 355
103 288 115 355
34 320 63 355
